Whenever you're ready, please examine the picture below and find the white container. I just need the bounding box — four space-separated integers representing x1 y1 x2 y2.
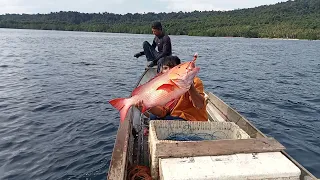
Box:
148 120 250 180
159 152 301 180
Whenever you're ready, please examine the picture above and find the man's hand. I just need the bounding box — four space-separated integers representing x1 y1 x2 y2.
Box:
134 52 142 58
135 100 143 111
135 100 151 117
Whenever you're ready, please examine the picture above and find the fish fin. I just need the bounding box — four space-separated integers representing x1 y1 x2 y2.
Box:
156 84 174 93
109 98 126 110
109 98 130 122
119 104 131 122
171 79 188 89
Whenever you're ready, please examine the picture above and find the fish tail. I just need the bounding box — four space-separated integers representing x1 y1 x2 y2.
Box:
109 98 131 122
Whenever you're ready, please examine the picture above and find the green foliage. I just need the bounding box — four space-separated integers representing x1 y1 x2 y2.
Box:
0 0 320 39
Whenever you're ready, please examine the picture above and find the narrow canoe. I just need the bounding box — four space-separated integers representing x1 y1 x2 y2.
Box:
107 67 318 180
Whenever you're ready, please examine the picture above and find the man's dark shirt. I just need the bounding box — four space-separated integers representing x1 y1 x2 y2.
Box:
152 34 172 61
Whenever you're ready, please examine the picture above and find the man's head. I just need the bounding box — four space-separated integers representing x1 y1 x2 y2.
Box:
152 21 163 36
161 56 181 73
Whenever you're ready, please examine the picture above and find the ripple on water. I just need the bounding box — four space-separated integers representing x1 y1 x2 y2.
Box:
0 29 320 179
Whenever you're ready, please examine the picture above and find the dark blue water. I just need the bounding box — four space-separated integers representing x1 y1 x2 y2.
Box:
0 29 319 179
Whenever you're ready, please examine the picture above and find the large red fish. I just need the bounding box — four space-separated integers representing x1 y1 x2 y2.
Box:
109 55 200 122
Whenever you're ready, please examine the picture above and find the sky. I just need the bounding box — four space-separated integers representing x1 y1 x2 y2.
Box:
0 0 287 15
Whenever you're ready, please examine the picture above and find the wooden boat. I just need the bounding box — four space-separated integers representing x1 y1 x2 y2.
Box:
107 67 318 180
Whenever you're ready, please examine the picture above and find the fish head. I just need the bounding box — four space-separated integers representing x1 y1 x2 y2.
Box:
168 60 200 89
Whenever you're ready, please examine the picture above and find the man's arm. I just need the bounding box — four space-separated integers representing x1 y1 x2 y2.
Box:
148 106 169 118
136 101 169 118
152 38 157 49
188 78 206 109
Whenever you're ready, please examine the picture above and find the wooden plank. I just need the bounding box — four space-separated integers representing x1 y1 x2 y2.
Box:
235 117 265 138
156 137 285 158
206 101 228 122
206 92 243 123
107 108 133 180
206 92 230 117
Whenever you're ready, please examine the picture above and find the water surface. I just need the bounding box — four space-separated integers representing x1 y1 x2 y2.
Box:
0 29 319 179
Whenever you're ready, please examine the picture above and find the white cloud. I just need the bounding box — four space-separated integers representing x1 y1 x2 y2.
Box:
158 0 286 12
0 0 126 14
158 0 229 12
0 0 287 15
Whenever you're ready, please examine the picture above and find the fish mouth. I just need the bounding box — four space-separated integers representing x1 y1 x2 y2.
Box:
187 66 199 74
190 62 196 68
188 67 200 77
186 61 196 71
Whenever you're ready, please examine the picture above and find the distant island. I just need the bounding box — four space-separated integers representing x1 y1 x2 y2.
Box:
0 0 319 40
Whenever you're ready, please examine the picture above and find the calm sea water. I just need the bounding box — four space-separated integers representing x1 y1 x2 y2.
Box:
0 29 319 179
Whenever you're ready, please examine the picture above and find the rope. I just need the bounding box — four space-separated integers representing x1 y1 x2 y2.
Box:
131 171 152 180
128 165 152 180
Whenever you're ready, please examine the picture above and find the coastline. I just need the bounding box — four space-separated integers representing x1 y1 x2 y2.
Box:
0 27 318 41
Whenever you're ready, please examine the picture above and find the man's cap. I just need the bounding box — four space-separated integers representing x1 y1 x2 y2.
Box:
152 21 162 30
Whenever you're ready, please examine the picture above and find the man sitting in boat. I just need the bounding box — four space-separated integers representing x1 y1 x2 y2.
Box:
137 56 208 121
134 21 172 71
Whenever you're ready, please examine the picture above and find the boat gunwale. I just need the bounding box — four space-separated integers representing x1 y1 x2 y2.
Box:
107 68 151 180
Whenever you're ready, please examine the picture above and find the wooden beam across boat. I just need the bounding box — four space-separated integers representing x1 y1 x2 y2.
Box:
156 137 285 158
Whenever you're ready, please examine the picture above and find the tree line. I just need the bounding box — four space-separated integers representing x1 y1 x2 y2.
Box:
0 0 319 40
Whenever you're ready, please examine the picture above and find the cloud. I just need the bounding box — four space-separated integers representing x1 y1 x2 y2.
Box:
158 0 229 12
0 0 126 14
0 0 287 15
158 0 286 12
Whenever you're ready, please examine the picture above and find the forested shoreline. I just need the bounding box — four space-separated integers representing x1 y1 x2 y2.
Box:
1 0 319 39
